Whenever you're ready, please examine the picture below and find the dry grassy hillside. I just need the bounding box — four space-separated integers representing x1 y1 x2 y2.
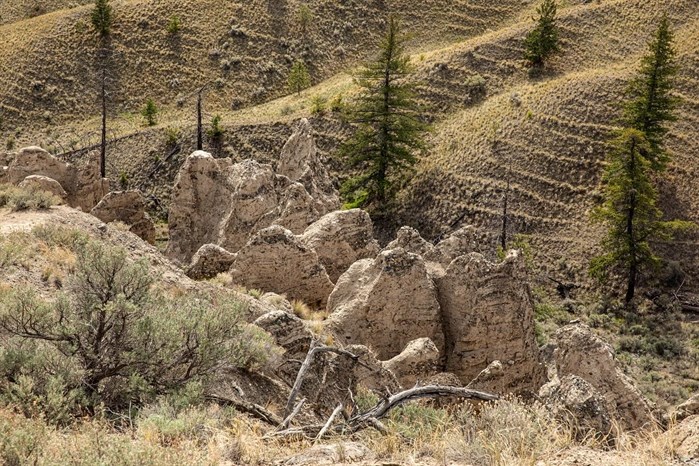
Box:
0 0 528 141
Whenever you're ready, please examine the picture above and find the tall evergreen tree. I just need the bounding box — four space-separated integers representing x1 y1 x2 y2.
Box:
524 0 560 68
623 15 679 171
341 16 426 211
590 130 665 303
91 0 113 37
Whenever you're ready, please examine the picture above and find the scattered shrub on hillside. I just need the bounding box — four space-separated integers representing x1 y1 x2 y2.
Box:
91 0 113 37
297 4 313 34
310 95 327 115
0 239 275 420
207 115 224 144
166 15 182 34
5 136 14 151
141 99 159 126
330 94 344 113
0 185 58 212
164 126 181 148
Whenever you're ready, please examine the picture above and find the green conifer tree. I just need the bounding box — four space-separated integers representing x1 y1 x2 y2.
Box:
524 0 560 68
91 0 113 37
623 15 679 170
340 16 427 211
288 60 311 96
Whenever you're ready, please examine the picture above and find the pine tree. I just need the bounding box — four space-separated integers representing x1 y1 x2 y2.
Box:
623 15 679 171
288 60 311 96
524 0 560 68
91 0 113 37
591 129 692 303
340 16 427 211
141 99 159 126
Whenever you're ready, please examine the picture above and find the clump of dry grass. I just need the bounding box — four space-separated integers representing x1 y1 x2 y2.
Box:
0 184 59 212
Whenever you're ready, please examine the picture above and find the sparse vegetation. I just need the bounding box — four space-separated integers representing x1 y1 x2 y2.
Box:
340 16 427 211
207 115 224 144
310 95 327 115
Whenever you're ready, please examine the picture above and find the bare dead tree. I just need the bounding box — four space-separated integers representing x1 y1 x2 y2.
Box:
100 67 107 178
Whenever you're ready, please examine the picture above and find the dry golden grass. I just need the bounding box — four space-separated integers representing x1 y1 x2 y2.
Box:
0 398 685 465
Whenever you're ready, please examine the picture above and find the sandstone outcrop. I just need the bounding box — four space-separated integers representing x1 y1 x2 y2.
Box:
551 324 656 431
91 190 156 244
300 209 380 282
435 250 545 392
326 247 444 360
674 394 699 422
229 226 334 307
7 147 108 211
276 118 339 216
383 337 440 388
254 310 314 382
18 175 67 201
186 244 237 280
167 122 339 265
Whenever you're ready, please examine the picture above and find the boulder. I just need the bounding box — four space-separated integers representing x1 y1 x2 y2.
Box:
229 226 334 308
383 337 440 388
301 209 380 282
434 250 545 392
326 247 444 360
674 394 699 422
7 147 108 211
552 324 656 431
91 190 156 244
539 374 614 439
186 244 237 280
18 175 67 200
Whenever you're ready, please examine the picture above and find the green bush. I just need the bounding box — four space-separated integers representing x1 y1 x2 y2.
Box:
0 185 58 212
166 15 181 34
207 115 224 143
310 95 327 115
0 238 276 420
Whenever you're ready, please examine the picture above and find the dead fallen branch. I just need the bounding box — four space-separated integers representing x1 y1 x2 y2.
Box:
205 394 282 427
270 384 498 439
278 398 306 431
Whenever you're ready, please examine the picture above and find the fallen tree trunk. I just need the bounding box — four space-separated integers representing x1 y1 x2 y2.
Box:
271 384 498 439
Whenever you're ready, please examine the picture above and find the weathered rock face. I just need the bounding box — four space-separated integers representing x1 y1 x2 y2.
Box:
186 244 237 280
276 118 339 216
91 190 156 244
435 250 545 392
539 375 614 439
229 226 334 307
301 209 380 282
167 121 339 266
383 338 440 388
326 247 444 360
254 310 314 383
7 147 108 211
18 175 67 201
667 415 699 462
552 324 656 431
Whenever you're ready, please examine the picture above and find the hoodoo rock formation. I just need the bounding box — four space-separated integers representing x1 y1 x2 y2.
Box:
166 120 339 266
